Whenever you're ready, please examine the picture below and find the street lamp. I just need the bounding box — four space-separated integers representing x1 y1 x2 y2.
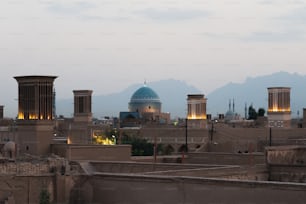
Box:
112 135 116 145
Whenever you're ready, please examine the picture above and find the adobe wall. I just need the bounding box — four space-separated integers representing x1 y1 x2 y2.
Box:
0 156 70 203
0 173 79 204
16 120 54 156
83 173 306 204
187 152 265 165
266 145 306 182
51 144 131 161
90 161 221 173
138 126 306 153
0 175 54 204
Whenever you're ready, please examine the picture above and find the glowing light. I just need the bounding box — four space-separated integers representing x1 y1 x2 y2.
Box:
93 130 103 137
92 130 116 145
188 114 207 120
29 114 38 120
93 136 115 145
67 137 71 144
18 112 24 119
268 108 291 112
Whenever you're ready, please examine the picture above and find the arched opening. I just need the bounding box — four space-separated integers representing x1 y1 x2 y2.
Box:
178 144 188 153
164 144 174 155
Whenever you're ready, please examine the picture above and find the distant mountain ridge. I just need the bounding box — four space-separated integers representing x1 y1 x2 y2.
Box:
56 72 306 118
56 79 202 118
207 71 306 118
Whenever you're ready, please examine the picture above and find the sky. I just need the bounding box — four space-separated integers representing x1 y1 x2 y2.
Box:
0 0 306 117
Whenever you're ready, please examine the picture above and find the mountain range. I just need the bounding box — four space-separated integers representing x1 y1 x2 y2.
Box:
56 79 201 118
207 71 306 118
56 71 306 119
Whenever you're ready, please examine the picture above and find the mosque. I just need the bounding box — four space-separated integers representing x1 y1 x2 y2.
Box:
225 99 239 122
120 83 170 127
129 83 162 114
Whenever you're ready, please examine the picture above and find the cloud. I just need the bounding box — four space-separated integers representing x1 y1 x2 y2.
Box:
134 8 209 22
244 29 305 42
242 6 306 42
282 6 306 24
46 1 94 15
45 1 132 22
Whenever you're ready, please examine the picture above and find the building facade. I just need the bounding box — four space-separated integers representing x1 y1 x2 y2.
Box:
267 87 291 128
187 94 207 128
14 76 57 120
73 90 93 123
69 90 93 144
14 75 57 155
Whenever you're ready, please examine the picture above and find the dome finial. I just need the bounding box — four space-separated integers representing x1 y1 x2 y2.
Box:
144 79 147 87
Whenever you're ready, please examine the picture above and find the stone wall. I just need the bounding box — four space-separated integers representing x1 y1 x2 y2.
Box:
0 175 71 204
133 126 306 153
0 156 70 203
84 161 268 180
90 161 222 174
0 156 65 175
266 145 306 182
78 173 306 204
51 144 131 161
187 152 266 165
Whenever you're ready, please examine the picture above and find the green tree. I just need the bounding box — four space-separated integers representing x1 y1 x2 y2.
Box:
121 135 154 156
248 105 258 120
39 189 50 204
258 108 265 117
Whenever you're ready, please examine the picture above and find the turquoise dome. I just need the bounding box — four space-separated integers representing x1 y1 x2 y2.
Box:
129 85 161 113
130 86 160 101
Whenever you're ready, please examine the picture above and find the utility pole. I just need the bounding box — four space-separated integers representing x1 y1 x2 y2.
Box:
209 120 215 142
154 134 157 163
210 122 214 142
185 118 188 152
269 127 272 146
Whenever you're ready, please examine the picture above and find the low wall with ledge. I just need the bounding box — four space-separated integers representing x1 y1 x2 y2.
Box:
51 144 131 161
79 173 306 204
266 145 306 182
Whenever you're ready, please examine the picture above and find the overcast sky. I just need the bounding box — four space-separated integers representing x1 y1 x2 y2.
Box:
1 0 306 117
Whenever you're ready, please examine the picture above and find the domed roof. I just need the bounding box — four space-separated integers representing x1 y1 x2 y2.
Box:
130 85 160 102
225 110 234 117
3 141 16 152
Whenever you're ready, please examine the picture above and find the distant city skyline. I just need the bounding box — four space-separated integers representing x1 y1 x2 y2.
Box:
0 0 306 117
1 71 306 119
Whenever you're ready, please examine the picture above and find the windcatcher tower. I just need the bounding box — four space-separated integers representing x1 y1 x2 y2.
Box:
187 94 207 128
69 90 93 144
14 75 57 155
73 90 93 122
267 87 291 128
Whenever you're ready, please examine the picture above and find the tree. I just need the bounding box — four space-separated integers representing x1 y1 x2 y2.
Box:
258 108 266 117
248 105 257 120
121 135 154 156
39 189 50 204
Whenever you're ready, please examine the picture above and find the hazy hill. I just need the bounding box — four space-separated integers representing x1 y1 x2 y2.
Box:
56 72 306 119
207 71 306 118
56 79 201 118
